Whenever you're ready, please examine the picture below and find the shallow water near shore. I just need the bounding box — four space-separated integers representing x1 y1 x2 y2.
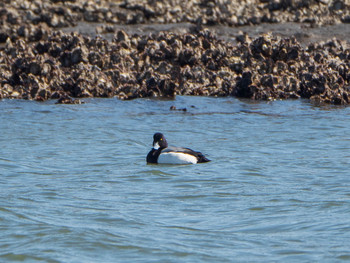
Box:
1 96 350 262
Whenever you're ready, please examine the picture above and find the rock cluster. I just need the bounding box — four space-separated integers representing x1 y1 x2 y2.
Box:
119 0 350 26
1 1 350 44
1 29 350 104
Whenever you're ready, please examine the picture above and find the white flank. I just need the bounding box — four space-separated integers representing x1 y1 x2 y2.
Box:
158 152 198 164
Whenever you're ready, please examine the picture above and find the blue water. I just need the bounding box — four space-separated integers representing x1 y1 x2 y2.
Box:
1 96 350 262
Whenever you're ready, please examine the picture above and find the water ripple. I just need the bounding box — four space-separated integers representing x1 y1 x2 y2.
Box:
1 97 350 262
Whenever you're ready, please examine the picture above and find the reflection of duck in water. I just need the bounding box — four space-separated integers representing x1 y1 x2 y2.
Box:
146 133 211 164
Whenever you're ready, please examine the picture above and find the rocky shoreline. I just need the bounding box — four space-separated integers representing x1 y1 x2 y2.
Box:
1 1 350 105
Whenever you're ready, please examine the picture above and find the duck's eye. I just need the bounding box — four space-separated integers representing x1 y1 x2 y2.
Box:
160 138 162 140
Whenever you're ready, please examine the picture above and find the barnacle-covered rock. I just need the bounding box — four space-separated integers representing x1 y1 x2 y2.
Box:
1 26 350 105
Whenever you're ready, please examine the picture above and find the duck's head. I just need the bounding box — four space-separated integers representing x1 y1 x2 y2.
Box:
153 132 168 149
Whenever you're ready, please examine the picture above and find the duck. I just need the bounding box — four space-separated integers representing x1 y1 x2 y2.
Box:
146 133 211 164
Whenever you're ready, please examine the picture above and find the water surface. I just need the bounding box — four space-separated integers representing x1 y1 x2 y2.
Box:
1 96 350 262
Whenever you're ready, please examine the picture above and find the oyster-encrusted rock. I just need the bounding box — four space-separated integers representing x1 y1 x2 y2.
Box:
1 28 350 105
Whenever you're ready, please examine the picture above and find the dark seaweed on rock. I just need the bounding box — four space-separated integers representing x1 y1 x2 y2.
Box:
1 29 350 105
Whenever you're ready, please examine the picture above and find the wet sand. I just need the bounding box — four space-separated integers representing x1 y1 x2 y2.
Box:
63 21 350 47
